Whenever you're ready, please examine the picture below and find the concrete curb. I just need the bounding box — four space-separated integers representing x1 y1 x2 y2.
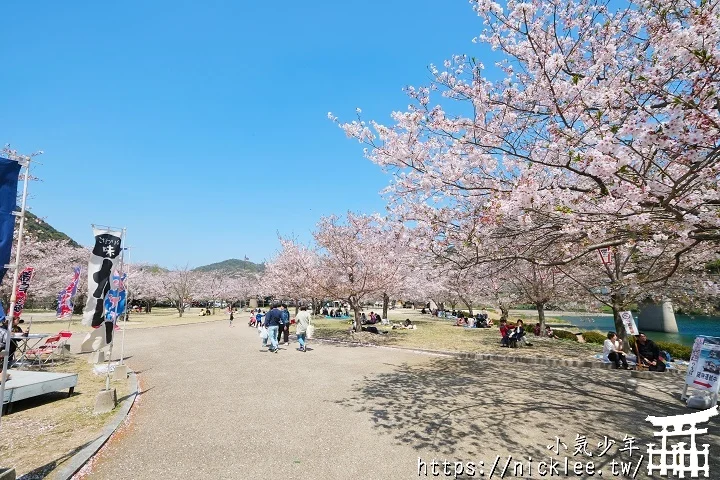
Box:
311 336 685 377
50 370 138 480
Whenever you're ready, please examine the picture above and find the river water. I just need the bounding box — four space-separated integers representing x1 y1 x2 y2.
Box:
549 314 720 346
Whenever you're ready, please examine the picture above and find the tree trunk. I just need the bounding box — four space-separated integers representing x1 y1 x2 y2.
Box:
536 301 546 337
460 296 474 317
611 293 629 351
311 298 320 315
499 305 509 323
350 299 362 332
382 293 389 320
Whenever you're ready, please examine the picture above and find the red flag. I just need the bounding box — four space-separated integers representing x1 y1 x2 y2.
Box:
56 267 81 319
13 267 34 318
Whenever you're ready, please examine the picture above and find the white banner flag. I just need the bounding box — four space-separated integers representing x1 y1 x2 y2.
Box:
620 311 639 336
82 227 122 343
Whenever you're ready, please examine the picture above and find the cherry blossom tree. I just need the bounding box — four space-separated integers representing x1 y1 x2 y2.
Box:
224 272 261 308
125 264 165 313
196 271 232 313
507 261 574 335
273 213 408 331
334 0 720 337
160 266 198 317
0 233 88 309
263 239 323 313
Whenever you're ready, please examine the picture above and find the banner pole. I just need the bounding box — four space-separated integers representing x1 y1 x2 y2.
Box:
119 238 129 366
104 228 126 390
0 155 31 428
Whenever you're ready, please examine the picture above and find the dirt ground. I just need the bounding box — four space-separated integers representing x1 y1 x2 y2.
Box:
1 356 130 479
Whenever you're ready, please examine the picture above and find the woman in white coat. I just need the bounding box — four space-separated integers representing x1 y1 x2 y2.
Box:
295 306 312 352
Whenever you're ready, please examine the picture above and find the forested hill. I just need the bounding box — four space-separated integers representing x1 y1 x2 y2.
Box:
193 258 265 273
24 211 81 247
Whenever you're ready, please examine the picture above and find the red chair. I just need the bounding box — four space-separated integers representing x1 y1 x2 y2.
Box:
26 335 63 367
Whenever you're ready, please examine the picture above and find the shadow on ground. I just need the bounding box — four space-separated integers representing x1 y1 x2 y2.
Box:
18 437 99 480
337 358 720 479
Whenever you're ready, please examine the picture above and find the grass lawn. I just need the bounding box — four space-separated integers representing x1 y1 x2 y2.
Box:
19 307 230 335
312 308 601 361
1 356 131 478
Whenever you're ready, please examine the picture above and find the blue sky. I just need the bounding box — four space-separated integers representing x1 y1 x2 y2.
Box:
1 0 489 268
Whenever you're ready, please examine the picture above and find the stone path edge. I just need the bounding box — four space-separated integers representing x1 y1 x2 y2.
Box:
310 336 685 377
50 370 139 480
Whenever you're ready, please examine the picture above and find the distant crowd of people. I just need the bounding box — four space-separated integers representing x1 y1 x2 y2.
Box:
323 306 348 318
454 312 494 328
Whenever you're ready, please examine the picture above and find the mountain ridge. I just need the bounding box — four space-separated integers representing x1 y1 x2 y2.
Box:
24 211 81 247
193 258 264 273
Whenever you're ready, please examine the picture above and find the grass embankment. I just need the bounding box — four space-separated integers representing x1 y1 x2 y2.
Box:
313 308 693 361
312 308 600 361
20 307 228 335
1 357 131 478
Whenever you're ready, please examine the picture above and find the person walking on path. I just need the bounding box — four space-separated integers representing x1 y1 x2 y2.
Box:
229 308 234 327
278 305 290 346
295 305 311 352
264 303 283 353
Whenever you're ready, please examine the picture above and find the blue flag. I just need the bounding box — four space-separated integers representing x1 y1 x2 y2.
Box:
0 157 21 286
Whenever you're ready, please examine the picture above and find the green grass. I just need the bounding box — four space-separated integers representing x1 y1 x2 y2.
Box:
312 309 601 361
19 307 229 335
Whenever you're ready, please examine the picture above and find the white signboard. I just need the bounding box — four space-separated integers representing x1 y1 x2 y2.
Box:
620 311 639 336
685 336 720 393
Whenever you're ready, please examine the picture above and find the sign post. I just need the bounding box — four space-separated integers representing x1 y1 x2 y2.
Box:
620 310 639 336
682 336 720 406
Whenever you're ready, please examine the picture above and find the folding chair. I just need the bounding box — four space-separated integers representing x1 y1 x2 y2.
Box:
58 331 73 357
26 335 62 368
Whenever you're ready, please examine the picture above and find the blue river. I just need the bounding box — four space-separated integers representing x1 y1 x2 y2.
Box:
550 314 720 346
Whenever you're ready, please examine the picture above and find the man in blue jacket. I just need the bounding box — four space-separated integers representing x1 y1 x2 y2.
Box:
264 303 283 353
278 305 290 346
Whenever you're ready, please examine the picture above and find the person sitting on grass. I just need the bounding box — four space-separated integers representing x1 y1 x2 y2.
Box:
499 320 512 347
545 325 559 339
533 322 542 336
358 325 388 334
635 332 666 372
509 320 532 347
603 331 629 369
402 319 416 329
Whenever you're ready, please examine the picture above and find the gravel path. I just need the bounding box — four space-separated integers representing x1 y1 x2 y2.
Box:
78 320 719 479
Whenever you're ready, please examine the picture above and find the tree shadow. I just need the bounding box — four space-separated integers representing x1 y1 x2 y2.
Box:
336 358 720 479
18 436 100 480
